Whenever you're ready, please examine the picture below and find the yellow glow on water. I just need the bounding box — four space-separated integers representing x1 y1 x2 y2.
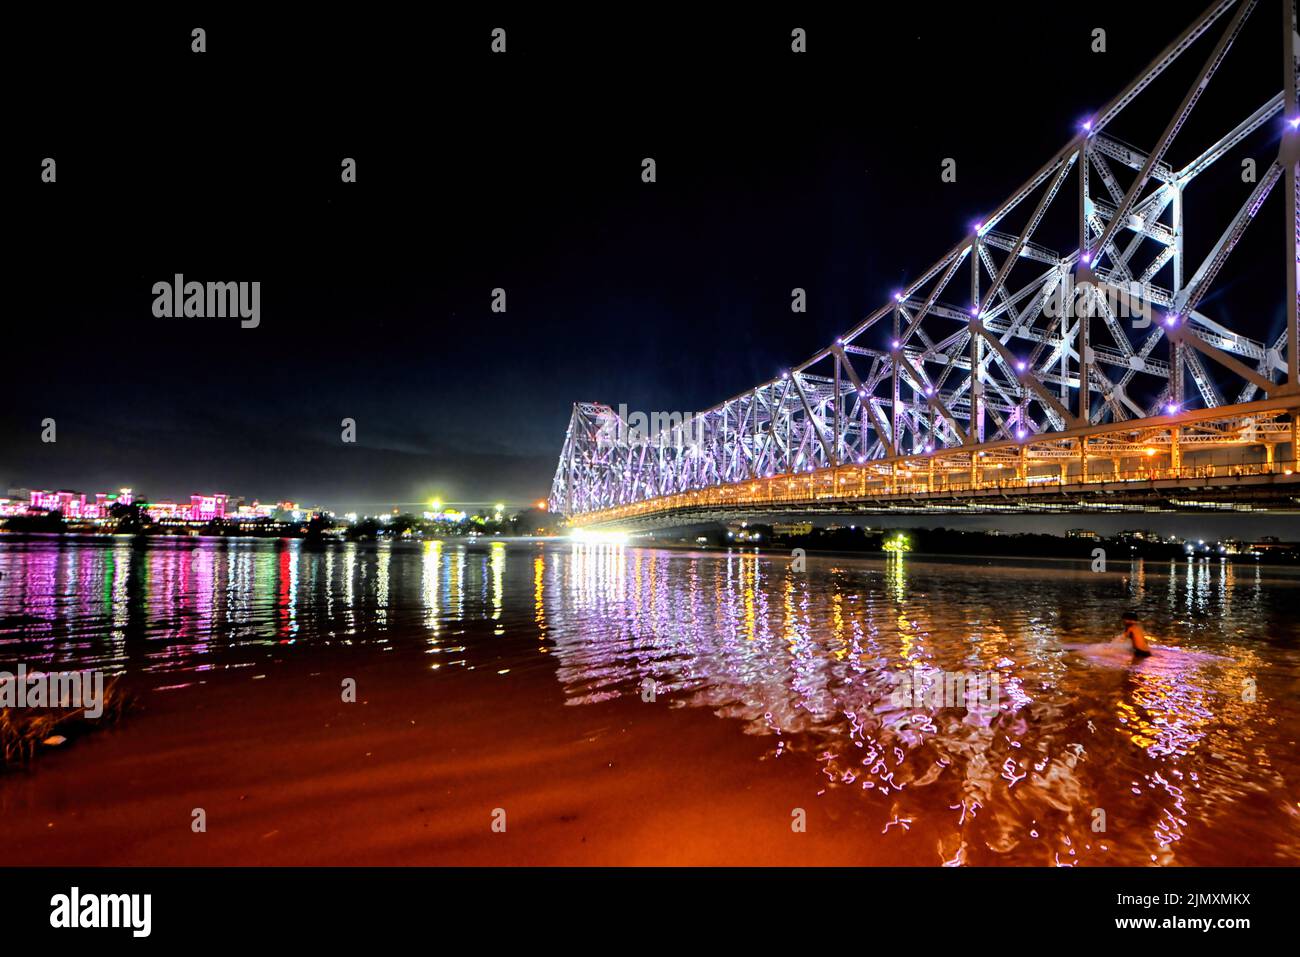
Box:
490 542 506 621
533 554 547 634
423 539 442 637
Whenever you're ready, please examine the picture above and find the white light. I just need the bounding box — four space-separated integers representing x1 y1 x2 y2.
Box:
569 528 629 545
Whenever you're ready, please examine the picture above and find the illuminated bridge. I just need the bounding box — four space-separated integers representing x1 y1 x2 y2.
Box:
551 0 1300 530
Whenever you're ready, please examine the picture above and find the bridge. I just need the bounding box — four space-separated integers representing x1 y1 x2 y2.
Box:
551 0 1300 530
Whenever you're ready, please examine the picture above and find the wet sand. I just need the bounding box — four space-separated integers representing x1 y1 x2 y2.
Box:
0 647 912 866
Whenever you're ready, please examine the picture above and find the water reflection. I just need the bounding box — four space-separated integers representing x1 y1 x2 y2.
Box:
1 537 1298 864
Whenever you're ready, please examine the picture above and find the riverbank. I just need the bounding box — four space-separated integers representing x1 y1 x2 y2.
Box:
0 644 899 866
0 676 132 771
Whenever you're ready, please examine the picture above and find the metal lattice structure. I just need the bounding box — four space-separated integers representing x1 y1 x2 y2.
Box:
552 0 1300 526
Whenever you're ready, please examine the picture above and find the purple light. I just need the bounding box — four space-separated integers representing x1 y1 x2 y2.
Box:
894 291 904 302
1016 429 1027 440
1015 360 1027 372
1290 117 1300 130
1081 253 1091 265
925 387 934 396
970 307 980 318
1082 120 1092 132
891 339 900 349
1165 403 1178 416
1165 312 1179 327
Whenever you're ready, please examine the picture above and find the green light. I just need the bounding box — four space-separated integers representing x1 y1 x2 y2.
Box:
882 533 912 553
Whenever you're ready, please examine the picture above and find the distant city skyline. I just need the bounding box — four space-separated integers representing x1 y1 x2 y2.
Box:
3 478 1292 542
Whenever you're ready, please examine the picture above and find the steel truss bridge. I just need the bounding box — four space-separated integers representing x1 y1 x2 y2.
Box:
551 0 1300 530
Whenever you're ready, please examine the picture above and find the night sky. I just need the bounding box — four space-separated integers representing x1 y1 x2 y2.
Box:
6 5 1296 537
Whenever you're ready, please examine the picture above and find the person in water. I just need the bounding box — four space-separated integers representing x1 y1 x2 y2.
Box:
1120 611 1152 656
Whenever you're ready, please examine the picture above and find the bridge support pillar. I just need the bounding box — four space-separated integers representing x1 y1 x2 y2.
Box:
1170 426 1182 474
1266 443 1275 469
1017 445 1027 482
969 452 978 488
1079 439 1089 482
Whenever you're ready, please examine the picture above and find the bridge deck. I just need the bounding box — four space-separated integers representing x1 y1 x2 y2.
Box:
569 403 1300 528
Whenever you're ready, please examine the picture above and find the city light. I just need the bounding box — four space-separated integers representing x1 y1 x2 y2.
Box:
882 532 912 553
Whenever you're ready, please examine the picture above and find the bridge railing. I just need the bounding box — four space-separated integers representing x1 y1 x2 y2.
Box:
569 456 1300 526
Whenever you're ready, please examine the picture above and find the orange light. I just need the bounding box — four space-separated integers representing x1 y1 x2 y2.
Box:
536 500 548 510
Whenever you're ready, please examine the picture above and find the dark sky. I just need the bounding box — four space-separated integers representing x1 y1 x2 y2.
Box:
5 4 1296 532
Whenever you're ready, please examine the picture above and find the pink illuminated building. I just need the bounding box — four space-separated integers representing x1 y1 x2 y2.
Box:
145 494 229 522
189 494 228 522
4 487 293 525
24 489 132 520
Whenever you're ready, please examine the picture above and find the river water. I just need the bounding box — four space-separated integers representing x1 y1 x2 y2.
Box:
2 536 1299 865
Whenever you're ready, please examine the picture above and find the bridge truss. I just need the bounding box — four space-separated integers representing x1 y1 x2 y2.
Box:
552 0 1300 526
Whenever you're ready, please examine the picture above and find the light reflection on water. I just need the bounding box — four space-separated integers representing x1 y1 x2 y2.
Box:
2 537 1299 865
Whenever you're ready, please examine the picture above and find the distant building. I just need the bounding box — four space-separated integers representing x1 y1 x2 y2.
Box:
144 493 231 523
772 521 814 537
1066 528 1099 539
189 494 228 522
19 488 135 520
725 521 764 542
3 486 295 525
1253 538 1291 551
